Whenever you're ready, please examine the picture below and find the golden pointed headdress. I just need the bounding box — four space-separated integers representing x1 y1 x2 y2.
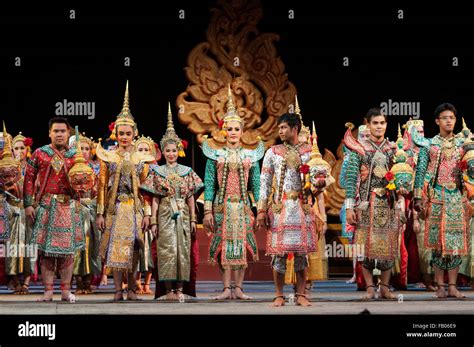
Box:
12 132 25 147
160 102 185 157
68 126 94 180
294 95 310 143
391 123 413 175
222 84 243 124
114 81 138 135
307 122 331 170
134 135 159 159
0 122 21 171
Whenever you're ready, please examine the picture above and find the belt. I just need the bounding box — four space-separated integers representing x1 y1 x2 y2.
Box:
117 193 134 202
44 193 71 203
435 182 457 190
284 190 301 200
373 188 386 196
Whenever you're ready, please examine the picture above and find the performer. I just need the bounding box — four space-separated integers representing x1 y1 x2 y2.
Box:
340 123 369 284
95 81 154 301
257 112 317 307
133 135 161 294
24 117 84 303
2 129 36 294
344 108 401 300
71 133 101 295
413 103 472 298
141 103 203 301
202 86 263 300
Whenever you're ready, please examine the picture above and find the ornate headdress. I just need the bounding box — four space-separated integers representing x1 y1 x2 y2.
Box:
308 122 331 171
387 124 414 191
11 132 33 159
68 127 95 186
111 81 138 139
294 95 311 143
0 122 21 172
160 102 187 157
219 84 243 137
134 135 161 161
460 117 471 139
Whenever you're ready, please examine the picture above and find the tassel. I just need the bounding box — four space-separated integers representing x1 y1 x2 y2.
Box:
178 150 185 158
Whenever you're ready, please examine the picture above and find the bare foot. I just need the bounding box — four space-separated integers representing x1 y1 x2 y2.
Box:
113 290 124 301
100 275 108 286
271 296 285 307
427 284 439 292
61 291 76 303
379 284 396 300
37 290 54 302
135 282 144 294
126 290 142 301
214 287 232 300
447 284 466 299
415 282 426 289
143 284 153 294
296 294 312 306
234 286 252 300
346 275 356 284
166 290 176 300
362 285 376 300
433 285 447 298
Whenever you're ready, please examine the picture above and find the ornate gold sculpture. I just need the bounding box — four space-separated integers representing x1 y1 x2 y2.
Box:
176 0 297 149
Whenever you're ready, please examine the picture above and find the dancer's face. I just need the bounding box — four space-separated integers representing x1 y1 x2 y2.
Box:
368 115 387 140
278 122 298 143
164 143 178 165
137 142 151 154
13 141 27 161
436 110 456 133
80 142 91 161
49 123 70 148
116 125 134 149
226 121 242 145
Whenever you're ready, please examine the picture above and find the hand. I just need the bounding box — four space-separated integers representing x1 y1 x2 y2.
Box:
96 215 105 232
150 224 158 238
413 219 421 233
191 221 197 235
25 206 36 225
399 188 409 196
346 209 357 225
203 213 214 233
322 221 328 234
142 216 150 231
413 199 424 213
257 211 268 233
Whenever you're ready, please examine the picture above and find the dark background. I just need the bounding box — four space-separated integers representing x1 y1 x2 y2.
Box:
1 1 474 176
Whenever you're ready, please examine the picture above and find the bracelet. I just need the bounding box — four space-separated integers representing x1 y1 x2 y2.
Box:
191 220 198 223
150 216 157 225
204 210 213 215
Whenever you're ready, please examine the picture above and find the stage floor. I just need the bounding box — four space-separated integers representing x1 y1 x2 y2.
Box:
0 280 473 315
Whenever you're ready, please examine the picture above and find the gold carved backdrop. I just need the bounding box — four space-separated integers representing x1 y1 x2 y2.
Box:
176 0 296 149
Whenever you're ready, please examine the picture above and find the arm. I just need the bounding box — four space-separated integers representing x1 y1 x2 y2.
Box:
343 151 361 210
203 159 216 214
187 194 197 234
249 160 261 203
317 192 327 233
23 150 39 208
413 146 429 200
96 159 108 216
256 149 274 213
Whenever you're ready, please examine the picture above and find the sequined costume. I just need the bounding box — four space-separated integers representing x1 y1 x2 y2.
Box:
141 164 202 282
96 82 154 271
140 103 203 283
343 135 400 270
203 139 263 269
413 124 472 271
24 143 84 257
258 139 316 273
